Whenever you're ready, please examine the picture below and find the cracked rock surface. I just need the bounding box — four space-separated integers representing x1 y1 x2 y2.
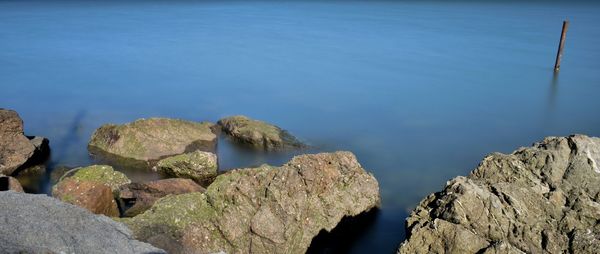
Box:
398 135 600 254
123 151 380 254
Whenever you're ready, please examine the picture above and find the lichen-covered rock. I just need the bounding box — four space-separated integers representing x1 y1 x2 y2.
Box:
52 165 129 216
122 151 380 254
55 165 131 195
0 109 49 175
398 135 600 254
0 191 165 253
0 175 24 192
154 151 218 183
120 178 205 217
53 178 120 217
88 118 217 165
217 115 304 151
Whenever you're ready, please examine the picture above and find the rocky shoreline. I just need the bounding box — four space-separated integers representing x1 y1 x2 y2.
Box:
2 107 599 253
0 109 379 253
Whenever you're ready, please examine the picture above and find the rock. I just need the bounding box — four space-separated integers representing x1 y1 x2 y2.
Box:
52 165 131 217
52 165 131 216
122 151 380 254
55 165 131 195
398 135 600 254
12 164 46 193
88 118 217 167
29 135 50 159
0 191 165 253
217 115 305 151
50 165 72 184
119 178 205 217
154 151 218 184
0 175 24 192
0 109 49 175
53 178 120 217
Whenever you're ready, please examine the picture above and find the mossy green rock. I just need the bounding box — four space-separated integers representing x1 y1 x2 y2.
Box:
122 151 380 254
398 135 600 253
54 165 131 196
217 115 304 151
154 151 218 183
88 118 217 163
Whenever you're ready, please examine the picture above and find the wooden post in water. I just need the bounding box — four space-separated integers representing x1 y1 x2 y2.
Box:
554 20 569 72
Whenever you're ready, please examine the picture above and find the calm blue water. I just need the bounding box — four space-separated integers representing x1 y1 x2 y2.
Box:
2 1 600 253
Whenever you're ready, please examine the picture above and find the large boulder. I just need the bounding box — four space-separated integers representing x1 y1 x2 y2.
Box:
154 151 218 184
398 135 600 253
88 118 217 167
120 178 205 217
0 109 49 175
122 151 380 253
0 191 165 253
217 115 305 151
52 165 130 216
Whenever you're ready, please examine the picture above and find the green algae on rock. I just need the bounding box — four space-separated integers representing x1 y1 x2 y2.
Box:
88 118 217 164
154 151 218 184
398 135 600 254
55 165 131 195
52 165 130 217
119 178 206 217
122 151 380 254
217 115 305 151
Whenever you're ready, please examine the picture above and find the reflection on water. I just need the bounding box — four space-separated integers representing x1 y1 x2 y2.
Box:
2 1 600 253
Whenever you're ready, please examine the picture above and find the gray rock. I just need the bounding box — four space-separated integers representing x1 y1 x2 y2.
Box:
122 151 380 254
217 115 305 151
398 135 600 254
0 191 165 253
0 109 49 175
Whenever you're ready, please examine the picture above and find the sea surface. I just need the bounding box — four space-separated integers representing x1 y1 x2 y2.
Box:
1 0 600 253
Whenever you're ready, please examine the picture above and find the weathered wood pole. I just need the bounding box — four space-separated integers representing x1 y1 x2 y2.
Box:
554 20 569 72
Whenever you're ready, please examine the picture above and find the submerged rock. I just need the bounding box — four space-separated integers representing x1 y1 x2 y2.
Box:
398 135 600 253
0 191 165 253
154 151 218 184
0 109 49 175
50 165 72 184
0 175 24 192
217 115 305 151
88 118 217 166
52 165 130 216
119 178 205 217
122 152 380 253
12 164 46 193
